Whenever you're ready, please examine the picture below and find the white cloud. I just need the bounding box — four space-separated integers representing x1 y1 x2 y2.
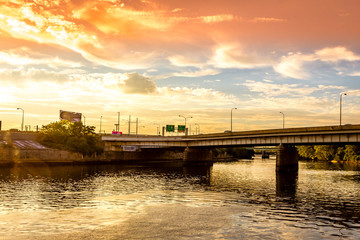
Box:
168 55 205 68
242 80 346 97
243 80 317 96
348 72 360 76
0 67 71 82
201 14 235 23
173 68 220 77
274 47 360 79
315 47 360 62
0 48 83 68
346 90 360 96
251 17 287 23
274 52 314 79
317 85 346 90
212 44 273 69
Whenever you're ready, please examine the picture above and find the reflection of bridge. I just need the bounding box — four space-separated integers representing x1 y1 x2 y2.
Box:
102 125 360 171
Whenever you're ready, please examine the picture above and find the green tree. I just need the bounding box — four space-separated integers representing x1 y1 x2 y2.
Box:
298 144 360 161
297 146 316 160
314 145 337 161
38 120 103 156
344 145 360 161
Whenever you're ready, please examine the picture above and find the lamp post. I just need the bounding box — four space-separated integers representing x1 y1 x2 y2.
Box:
153 124 160 135
117 112 120 132
83 115 86 126
195 123 200 135
178 115 192 135
231 108 237 132
279 112 285 129
99 116 103 134
340 92 347 126
16 108 24 131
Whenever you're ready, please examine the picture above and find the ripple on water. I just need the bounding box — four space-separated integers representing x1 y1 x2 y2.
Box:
0 161 359 239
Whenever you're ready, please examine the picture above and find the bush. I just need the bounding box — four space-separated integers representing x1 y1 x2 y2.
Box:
38 120 103 156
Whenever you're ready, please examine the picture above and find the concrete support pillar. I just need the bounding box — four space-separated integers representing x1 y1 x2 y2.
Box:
183 147 213 166
276 144 298 172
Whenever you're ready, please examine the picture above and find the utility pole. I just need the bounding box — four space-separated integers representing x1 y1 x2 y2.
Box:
280 112 285 129
117 112 120 132
128 115 131 134
136 118 138 135
340 92 347 126
17 108 24 131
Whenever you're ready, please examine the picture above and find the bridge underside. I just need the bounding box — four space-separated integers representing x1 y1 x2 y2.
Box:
102 125 360 171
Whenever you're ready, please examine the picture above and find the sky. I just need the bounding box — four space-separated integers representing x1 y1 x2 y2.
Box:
0 0 360 134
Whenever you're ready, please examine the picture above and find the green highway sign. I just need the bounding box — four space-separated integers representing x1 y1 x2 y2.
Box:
178 125 185 132
166 125 175 132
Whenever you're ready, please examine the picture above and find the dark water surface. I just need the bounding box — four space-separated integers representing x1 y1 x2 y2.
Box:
0 160 360 239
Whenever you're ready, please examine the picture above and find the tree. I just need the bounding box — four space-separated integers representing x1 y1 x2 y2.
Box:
344 145 360 161
314 145 337 161
298 144 360 161
297 146 316 160
38 120 103 156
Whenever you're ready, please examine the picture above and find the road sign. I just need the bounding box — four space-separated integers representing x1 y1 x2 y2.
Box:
178 125 185 132
166 125 175 132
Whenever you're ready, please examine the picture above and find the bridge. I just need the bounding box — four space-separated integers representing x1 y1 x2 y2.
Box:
102 124 360 171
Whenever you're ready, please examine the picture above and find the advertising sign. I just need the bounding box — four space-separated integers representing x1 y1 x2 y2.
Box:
178 125 185 132
60 110 82 123
166 125 175 132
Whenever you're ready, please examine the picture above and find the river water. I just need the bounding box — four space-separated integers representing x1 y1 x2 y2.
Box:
0 159 359 239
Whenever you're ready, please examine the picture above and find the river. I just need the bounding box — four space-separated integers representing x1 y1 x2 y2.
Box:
0 159 359 239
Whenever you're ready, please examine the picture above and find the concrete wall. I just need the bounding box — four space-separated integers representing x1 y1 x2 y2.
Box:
104 148 184 162
0 147 86 165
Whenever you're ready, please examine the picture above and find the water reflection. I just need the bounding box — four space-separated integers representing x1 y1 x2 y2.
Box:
276 171 298 200
0 160 359 239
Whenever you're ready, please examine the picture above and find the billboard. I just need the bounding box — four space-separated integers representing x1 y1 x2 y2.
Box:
60 110 82 123
178 125 185 132
166 125 175 132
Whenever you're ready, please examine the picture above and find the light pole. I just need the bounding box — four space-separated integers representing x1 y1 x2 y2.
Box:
83 115 86 126
340 92 347 126
279 112 285 129
231 108 237 132
100 116 103 134
153 123 160 135
195 123 200 135
117 112 120 132
16 108 24 131
178 115 192 135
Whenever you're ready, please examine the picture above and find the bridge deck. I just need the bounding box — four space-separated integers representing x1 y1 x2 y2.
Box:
102 125 360 148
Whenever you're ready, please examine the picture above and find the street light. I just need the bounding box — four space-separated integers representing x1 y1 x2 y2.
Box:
117 112 120 132
178 115 192 135
16 108 24 131
195 123 200 135
279 112 285 129
340 92 347 126
153 123 160 135
231 108 237 132
99 116 103 134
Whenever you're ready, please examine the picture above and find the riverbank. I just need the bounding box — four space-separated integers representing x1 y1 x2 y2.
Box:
0 131 184 166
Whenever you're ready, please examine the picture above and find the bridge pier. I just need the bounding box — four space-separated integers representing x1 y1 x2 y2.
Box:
276 144 298 172
183 147 213 166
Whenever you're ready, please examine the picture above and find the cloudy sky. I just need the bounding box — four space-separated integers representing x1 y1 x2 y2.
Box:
0 0 360 134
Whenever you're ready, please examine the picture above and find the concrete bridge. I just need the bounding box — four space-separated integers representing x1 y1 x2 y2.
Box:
102 124 360 171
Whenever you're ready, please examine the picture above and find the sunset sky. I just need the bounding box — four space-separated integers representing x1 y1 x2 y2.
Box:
0 0 360 134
